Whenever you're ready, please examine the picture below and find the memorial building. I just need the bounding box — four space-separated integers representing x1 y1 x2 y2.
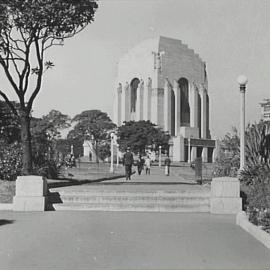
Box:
113 36 217 162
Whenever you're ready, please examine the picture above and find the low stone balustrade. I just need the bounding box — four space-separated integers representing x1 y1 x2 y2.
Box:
210 177 242 214
13 176 47 211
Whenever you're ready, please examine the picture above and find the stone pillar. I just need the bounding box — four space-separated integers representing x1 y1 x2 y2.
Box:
164 79 172 133
115 83 122 126
151 88 158 125
121 82 131 123
202 147 208 163
212 138 220 162
136 79 144 121
143 78 152 121
83 140 91 157
199 85 207 138
189 82 198 128
173 80 181 136
210 177 242 214
13 176 47 211
191 146 197 162
172 135 185 162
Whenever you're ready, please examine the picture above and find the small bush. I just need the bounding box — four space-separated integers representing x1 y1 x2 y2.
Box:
33 160 61 179
0 142 23 181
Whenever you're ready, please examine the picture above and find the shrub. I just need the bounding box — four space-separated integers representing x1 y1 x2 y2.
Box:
33 160 60 179
0 142 23 181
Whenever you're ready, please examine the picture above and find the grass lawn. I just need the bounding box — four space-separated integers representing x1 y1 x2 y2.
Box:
0 180 15 203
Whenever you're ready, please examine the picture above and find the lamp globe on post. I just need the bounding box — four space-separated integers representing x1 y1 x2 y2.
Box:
110 132 115 173
237 75 248 171
159 145 162 167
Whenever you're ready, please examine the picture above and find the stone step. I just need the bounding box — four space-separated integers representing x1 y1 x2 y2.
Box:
52 202 210 212
51 195 210 204
48 188 210 212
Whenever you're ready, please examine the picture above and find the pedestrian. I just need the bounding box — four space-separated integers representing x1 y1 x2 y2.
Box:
123 147 134 180
145 155 151 175
137 155 144 175
164 155 171 176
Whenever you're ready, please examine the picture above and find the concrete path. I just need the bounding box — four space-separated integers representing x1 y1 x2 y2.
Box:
1 211 270 270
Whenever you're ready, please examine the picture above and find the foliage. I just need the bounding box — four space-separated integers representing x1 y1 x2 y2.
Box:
117 120 170 154
0 100 20 143
0 0 98 174
68 110 116 161
33 160 60 179
212 127 240 177
42 110 71 140
0 141 23 181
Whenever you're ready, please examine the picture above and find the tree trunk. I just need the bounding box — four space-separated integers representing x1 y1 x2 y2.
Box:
20 110 33 174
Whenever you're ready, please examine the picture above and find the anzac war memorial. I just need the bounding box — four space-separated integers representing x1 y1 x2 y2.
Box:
0 1 270 270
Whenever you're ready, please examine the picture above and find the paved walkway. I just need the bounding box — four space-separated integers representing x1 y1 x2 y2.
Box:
1 211 270 270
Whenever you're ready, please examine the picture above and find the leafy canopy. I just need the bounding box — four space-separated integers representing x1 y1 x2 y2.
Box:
68 110 116 142
117 120 170 154
0 0 98 115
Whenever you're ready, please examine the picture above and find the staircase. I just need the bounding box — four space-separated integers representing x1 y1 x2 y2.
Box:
48 185 210 212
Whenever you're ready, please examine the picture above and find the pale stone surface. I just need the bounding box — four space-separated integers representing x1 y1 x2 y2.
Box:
211 177 240 197
172 136 184 162
210 198 242 214
13 175 47 211
179 127 199 138
237 211 270 250
210 177 242 214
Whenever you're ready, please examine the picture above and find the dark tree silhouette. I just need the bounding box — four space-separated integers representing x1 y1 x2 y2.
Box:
0 0 98 174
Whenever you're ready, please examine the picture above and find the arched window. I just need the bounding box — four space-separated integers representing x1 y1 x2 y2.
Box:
178 78 190 126
130 78 140 113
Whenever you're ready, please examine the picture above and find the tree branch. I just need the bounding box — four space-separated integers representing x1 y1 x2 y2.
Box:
27 37 43 112
0 90 18 116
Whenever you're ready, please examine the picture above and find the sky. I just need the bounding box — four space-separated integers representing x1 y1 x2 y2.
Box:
1 0 270 139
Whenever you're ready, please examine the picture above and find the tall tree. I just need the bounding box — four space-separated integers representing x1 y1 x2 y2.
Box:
68 110 116 162
0 100 20 143
0 0 98 174
117 120 170 154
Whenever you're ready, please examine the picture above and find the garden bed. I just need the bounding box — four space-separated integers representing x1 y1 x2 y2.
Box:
0 181 15 203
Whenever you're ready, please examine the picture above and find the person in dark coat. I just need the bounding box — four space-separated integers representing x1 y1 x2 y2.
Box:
137 155 144 175
123 147 134 180
164 155 171 176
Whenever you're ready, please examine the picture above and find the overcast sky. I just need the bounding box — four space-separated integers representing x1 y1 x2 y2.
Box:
1 0 270 139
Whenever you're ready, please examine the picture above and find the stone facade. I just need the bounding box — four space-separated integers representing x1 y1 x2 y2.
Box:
113 36 216 162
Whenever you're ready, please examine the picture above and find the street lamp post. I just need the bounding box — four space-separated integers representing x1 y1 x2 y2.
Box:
110 132 114 173
237 75 248 171
116 144 119 167
188 138 191 163
159 146 162 167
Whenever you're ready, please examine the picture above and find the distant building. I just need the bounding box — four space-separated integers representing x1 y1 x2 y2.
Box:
260 99 270 122
113 36 218 162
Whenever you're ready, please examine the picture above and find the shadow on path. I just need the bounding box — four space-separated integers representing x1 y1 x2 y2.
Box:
47 174 125 189
0 219 14 226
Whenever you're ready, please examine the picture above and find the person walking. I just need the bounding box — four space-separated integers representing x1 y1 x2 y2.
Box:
137 155 144 175
123 147 134 181
145 155 151 175
164 155 171 176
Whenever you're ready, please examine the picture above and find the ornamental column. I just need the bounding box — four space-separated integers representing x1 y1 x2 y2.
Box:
173 80 181 136
164 79 172 133
121 82 131 123
199 85 207 139
143 77 152 121
115 83 122 126
136 79 144 121
189 82 198 128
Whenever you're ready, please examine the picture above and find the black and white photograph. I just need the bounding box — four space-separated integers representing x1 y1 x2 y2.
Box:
0 0 270 269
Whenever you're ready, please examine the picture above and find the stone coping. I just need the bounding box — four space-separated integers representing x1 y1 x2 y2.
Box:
0 203 13 211
236 211 270 250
